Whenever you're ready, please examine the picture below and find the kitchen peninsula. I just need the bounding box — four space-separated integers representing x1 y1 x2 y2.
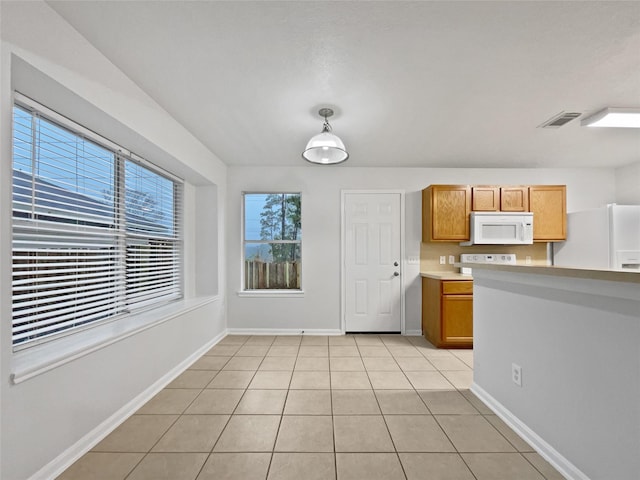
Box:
468 263 640 480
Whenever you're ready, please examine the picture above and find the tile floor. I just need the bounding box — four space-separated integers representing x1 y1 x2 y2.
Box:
57 334 565 480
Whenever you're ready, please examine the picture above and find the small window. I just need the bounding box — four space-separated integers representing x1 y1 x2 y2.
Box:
243 193 301 290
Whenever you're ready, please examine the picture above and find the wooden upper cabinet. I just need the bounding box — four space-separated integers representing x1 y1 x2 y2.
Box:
422 183 566 243
529 185 567 241
472 186 500 211
500 187 529 212
422 185 471 241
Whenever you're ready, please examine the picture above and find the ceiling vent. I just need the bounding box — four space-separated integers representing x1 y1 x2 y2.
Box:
538 112 582 128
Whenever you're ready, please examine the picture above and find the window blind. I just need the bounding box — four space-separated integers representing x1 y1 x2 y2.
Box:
11 100 182 348
124 159 181 309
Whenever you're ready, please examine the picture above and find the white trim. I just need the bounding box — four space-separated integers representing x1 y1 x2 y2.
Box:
404 329 422 336
471 382 590 480
226 328 342 336
11 296 220 384
340 190 406 335
237 290 305 298
28 330 226 480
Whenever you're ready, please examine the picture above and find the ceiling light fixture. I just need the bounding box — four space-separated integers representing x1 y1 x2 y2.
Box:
302 108 349 165
581 107 640 128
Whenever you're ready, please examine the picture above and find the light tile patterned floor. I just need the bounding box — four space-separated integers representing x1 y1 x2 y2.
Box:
57 335 566 480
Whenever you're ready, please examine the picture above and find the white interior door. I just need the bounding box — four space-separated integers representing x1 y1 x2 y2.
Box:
344 192 402 332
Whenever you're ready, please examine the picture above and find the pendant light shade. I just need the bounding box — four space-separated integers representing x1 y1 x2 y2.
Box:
302 108 349 165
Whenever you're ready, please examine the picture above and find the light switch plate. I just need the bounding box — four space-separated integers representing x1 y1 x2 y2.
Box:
448 255 455 264
439 256 446 265
407 255 420 265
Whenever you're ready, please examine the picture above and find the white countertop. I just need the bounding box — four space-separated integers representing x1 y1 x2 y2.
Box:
454 262 640 284
420 271 473 280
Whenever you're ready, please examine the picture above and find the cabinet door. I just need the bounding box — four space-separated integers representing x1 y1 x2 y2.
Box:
472 186 500 211
422 278 441 346
441 294 473 345
529 185 567 241
501 187 529 212
423 185 471 241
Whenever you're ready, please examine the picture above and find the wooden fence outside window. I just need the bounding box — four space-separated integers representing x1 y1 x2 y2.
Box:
244 260 300 290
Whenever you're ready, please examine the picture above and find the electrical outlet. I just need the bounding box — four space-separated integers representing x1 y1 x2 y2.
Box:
408 255 420 265
525 256 532 265
512 363 522 387
448 255 455 264
439 256 446 265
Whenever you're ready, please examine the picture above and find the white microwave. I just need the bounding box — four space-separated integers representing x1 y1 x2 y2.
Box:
460 212 534 246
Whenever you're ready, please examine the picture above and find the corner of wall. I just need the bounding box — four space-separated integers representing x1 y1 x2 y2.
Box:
615 161 640 204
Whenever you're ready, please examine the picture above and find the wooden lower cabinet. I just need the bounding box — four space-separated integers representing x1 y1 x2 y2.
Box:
422 277 473 348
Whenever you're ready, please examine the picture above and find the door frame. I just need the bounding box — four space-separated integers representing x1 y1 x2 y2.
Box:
340 189 406 335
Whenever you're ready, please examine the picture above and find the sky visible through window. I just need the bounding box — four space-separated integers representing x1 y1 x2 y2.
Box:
13 105 174 234
244 193 267 240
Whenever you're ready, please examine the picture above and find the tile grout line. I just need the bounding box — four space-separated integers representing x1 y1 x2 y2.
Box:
367 341 410 480
124 335 253 480
265 337 299 480
61 335 562 480
410 342 480 480
206 336 257 462
122 451 150 480
197 335 253 480
330 340 337 480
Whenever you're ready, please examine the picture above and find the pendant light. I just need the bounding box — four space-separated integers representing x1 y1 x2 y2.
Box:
302 108 349 165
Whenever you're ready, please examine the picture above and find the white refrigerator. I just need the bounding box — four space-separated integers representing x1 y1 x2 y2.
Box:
554 204 640 271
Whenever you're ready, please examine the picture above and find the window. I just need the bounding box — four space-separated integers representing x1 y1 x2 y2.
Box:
243 193 301 290
11 97 182 348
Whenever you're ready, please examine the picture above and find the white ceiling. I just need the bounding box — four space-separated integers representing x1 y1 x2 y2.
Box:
48 1 640 168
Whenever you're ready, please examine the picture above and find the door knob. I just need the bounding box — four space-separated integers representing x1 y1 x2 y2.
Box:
394 261 399 266
393 271 400 277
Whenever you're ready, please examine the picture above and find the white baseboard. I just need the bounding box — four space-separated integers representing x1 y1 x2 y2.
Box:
226 328 343 336
31 331 226 480
471 382 589 480
226 328 420 336
404 329 422 336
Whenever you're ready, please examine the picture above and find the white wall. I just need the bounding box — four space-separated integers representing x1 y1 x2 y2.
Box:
615 161 640 204
227 166 616 334
0 2 227 479
471 268 640 480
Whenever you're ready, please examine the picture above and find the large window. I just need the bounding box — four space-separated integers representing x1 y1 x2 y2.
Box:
243 193 301 290
11 97 182 348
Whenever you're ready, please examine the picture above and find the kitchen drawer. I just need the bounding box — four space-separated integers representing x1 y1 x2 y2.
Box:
441 280 473 295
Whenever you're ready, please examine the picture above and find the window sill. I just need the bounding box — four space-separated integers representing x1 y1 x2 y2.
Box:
10 296 220 385
237 290 305 298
